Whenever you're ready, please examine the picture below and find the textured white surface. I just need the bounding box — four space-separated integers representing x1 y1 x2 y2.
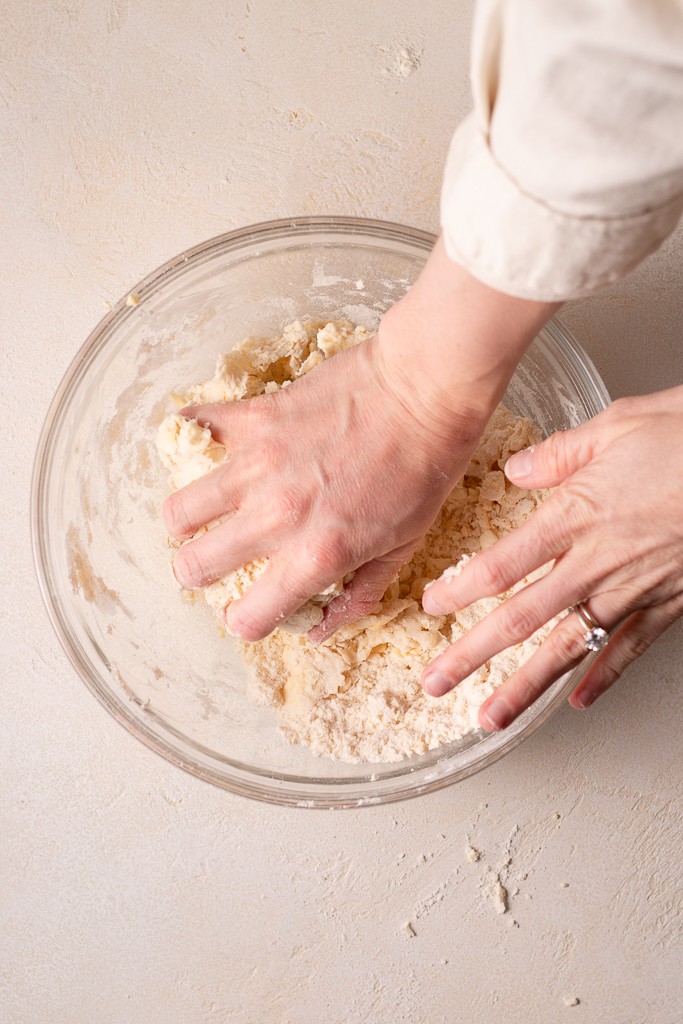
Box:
2 2 682 1022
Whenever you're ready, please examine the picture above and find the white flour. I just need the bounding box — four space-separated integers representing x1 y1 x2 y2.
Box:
156 319 554 764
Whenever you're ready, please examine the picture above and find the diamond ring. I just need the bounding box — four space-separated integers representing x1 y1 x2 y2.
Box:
572 602 609 652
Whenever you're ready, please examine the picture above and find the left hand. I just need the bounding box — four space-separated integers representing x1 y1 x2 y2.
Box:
421 386 683 730
162 334 487 642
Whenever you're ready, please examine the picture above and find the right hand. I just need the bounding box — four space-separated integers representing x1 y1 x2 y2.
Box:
421 386 683 729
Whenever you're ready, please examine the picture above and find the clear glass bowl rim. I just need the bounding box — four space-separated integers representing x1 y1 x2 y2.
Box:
31 216 611 809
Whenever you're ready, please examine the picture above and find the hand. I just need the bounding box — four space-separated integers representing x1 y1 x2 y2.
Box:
162 334 485 641
162 238 557 642
421 386 683 729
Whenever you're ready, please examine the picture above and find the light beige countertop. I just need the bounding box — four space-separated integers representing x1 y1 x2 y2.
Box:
3 3 682 1022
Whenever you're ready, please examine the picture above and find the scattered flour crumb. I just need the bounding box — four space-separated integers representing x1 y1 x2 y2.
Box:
563 996 580 1007
380 42 422 79
125 292 140 306
560 882 570 888
489 875 509 914
465 845 481 863
403 921 417 938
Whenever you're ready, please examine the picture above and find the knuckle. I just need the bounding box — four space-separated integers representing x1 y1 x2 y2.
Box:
348 588 383 619
623 631 653 663
476 557 508 594
594 662 621 691
514 670 547 710
450 648 477 679
495 602 541 645
305 532 350 579
274 486 310 529
351 571 388 609
552 483 605 539
491 664 544 719
553 619 587 663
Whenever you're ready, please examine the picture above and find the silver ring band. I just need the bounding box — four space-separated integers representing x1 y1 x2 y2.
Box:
572 601 609 652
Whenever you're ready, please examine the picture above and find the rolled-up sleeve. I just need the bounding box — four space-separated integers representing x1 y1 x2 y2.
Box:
441 0 683 300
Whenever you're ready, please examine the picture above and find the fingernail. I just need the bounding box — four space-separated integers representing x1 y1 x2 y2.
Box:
505 446 535 481
575 689 598 709
225 606 244 638
171 559 192 590
422 670 454 697
481 698 511 731
422 588 445 616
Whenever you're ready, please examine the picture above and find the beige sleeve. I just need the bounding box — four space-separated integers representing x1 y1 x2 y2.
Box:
441 0 683 300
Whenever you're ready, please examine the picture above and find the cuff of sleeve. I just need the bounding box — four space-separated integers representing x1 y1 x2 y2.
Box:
440 115 683 301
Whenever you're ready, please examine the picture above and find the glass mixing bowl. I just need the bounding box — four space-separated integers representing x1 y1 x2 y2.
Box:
32 217 610 808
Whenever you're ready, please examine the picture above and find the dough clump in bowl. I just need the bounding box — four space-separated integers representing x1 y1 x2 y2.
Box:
156 319 554 764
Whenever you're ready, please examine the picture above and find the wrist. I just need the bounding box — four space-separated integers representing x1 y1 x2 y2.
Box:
376 234 560 437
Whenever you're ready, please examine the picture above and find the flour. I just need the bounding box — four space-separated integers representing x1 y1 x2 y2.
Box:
156 319 554 764
380 43 422 79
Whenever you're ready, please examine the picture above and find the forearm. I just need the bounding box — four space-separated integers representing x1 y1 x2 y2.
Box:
376 234 560 440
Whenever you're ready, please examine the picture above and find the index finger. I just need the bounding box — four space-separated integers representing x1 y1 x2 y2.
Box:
421 487 584 616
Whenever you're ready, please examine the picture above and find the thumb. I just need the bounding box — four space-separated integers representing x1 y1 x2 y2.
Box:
504 420 599 488
308 549 411 644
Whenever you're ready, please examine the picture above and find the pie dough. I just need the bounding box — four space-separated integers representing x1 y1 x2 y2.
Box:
156 319 554 763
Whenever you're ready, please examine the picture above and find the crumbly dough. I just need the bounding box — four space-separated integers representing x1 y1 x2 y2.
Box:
157 319 369 632
156 318 554 764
